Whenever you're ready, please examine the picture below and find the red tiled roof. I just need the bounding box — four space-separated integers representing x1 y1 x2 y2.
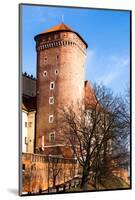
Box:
84 80 97 108
34 23 88 48
41 23 73 34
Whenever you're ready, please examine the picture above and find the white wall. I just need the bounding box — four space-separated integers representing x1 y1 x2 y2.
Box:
22 111 28 153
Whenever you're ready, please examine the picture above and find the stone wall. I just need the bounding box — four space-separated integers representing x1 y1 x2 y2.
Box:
22 153 78 194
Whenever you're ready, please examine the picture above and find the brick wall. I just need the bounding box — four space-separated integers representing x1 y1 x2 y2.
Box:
22 153 78 194
35 31 87 151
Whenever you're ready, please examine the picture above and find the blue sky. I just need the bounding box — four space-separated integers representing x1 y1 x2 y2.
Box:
21 4 130 95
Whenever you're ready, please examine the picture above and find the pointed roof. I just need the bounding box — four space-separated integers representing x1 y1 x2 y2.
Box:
41 23 73 34
84 80 97 108
34 23 88 48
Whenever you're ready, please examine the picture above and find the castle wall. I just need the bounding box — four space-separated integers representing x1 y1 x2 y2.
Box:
22 153 78 194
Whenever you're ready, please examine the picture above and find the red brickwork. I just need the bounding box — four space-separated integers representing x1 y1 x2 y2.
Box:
35 24 87 153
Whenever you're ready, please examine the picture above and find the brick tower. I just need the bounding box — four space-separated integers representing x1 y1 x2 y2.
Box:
34 23 88 155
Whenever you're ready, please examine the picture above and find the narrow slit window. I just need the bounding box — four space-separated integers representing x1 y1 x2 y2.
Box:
55 69 59 75
25 122 27 127
50 82 55 90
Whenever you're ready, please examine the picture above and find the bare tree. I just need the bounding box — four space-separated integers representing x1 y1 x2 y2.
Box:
48 156 63 191
58 83 130 189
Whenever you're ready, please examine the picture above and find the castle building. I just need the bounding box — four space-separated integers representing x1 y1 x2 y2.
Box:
21 23 129 193
34 23 88 155
22 74 36 153
21 23 97 193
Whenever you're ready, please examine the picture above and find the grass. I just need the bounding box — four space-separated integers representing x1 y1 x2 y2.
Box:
66 175 130 192
100 175 130 189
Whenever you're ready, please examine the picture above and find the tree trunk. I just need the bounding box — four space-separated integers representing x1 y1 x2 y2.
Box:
53 176 56 188
80 167 89 189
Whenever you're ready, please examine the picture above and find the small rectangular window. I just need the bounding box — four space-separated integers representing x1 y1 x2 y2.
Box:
25 137 28 144
50 82 55 90
22 164 25 170
29 122 32 127
25 122 27 127
49 115 54 123
49 97 54 104
42 135 44 147
49 132 55 142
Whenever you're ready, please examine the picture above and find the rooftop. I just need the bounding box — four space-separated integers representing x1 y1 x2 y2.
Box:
34 23 88 48
41 23 73 34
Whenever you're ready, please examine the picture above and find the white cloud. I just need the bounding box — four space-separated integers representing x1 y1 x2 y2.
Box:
97 55 130 86
109 55 130 68
86 49 95 65
85 50 130 88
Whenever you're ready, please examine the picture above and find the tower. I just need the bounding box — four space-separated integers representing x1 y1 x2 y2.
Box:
34 23 88 155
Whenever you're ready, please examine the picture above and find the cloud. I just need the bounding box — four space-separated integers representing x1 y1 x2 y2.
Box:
86 49 95 65
97 55 130 85
24 6 63 24
109 55 130 68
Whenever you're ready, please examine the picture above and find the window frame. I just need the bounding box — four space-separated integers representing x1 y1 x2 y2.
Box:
43 70 47 77
25 122 27 128
49 96 54 104
49 115 54 123
49 132 55 142
50 81 55 90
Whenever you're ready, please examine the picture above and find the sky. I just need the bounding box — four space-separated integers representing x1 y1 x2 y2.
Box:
21 4 130 95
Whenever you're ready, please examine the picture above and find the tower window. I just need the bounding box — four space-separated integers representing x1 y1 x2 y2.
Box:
48 36 51 41
49 115 54 123
43 70 47 77
49 132 55 142
50 82 55 90
55 69 59 75
54 34 58 39
49 97 54 104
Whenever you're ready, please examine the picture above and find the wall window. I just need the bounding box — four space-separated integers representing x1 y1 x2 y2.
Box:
29 122 32 127
55 69 59 75
25 122 27 127
22 164 25 170
25 137 28 144
49 97 54 104
49 115 54 123
42 135 44 147
43 70 47 77
49 132 55 142
50 82 55 90
48 36 51 41
54 34 58 39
